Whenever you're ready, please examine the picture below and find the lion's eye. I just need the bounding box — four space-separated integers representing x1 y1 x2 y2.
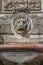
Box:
23 21 26 24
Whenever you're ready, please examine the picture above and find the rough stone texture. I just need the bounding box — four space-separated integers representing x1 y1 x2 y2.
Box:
2 0 41 13
3 60 40 65
0 13 43 43
0 13 43 35
0 35 4 43
28 0 41 11
0 0 43 65
3 60 39 65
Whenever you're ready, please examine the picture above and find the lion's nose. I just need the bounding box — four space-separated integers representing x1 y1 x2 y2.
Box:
19 21 23 26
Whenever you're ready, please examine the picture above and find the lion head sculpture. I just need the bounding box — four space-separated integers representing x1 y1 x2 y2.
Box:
11 13 33 38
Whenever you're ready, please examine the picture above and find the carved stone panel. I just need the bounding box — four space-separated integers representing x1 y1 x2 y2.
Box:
2 0 41 13
1 0 43 64
28 0 41 11
2 0 27 13
0 13 43 43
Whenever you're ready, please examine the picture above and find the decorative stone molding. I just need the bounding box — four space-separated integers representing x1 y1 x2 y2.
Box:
0 13 43 43
2 0 41 13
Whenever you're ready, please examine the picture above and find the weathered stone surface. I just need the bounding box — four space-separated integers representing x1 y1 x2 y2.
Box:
0 13 43 35
0 13 43 43
2 24 12 34
1 0 43 64
2 0 27 13
0 14 12 34
11 13 33 38
2 0 41 13
0 35 4 43
2 58 40 65
28 0 41 11
2 52 37 63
